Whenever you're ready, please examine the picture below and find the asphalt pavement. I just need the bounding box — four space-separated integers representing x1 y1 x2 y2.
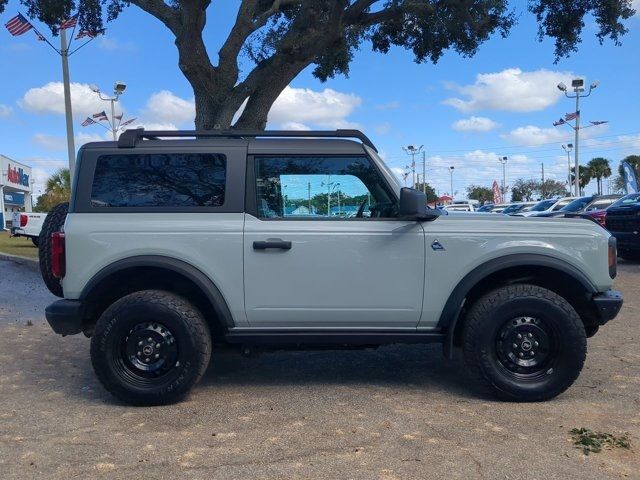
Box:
0 258 638 479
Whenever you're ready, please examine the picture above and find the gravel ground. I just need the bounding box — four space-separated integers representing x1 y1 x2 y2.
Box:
0 258 638 479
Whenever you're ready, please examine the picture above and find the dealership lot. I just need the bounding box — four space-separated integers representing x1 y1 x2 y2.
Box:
0 259 638 479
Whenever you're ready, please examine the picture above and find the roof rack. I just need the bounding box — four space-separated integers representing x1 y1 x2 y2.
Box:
117 128 378 152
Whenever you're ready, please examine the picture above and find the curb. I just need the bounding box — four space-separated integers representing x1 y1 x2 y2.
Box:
0 252 40 272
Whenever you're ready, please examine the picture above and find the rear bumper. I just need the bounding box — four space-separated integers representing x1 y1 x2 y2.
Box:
45 300 85 335
591 290 623 325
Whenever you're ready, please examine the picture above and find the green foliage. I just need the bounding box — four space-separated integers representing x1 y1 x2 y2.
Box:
570 428 631 455
466 185 494 204
2 1 635 129
586 157 612 195
510 178 568 201
412 182 437 202
34 168 70 212
618 154 640 178
570 166 592 193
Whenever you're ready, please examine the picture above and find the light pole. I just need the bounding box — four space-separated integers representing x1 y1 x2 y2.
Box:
498 156 508 200
557 79 600 196
562 143 573 189
321 178 340 216
449 166 455 201
403 145 423 189
90 81 127 140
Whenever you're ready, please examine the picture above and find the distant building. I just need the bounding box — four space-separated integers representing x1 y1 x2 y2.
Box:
1 155 33 229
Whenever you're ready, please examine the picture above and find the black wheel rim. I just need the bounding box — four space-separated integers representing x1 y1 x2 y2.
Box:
495 316 557 379
116 322 179 384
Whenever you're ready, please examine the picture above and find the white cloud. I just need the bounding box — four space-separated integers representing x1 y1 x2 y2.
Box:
268 87 362 128
32 134 66 151
374 122 392 135
452 116 499 132
443 68 573 113
501 125 569 145
0 104 12 118
280 121 311 131
20 82 120 119
142 90 195 126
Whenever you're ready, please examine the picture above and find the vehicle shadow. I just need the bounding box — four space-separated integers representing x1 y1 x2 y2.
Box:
199 343 489 401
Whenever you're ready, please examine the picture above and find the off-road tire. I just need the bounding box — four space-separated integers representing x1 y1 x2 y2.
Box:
38 202 69 297
31 237 39 247
90 290 212 406
462 284 586 402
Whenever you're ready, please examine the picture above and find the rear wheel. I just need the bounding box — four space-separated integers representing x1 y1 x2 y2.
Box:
38 202 69 297
462 284 586 402
90 290 212 405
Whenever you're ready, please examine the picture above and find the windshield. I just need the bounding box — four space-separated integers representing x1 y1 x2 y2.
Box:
502 203 524 214
530 199 556 211
552 198 572 210
610 193 640 207
559 196 593 212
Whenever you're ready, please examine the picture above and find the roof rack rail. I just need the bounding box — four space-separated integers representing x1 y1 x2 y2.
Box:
117 128 378 152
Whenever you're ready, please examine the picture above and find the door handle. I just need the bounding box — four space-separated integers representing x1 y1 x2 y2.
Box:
253 239 292 250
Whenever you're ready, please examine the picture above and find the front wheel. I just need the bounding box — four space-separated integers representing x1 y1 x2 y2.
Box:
90 290 212 405
462 284 586 402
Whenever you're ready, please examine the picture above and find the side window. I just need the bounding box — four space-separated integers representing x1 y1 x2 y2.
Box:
254 156 397 219
91 153 226 207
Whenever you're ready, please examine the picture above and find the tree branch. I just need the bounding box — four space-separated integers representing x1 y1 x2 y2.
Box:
128 0 181 35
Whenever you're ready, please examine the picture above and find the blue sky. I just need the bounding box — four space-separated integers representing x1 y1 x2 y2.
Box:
1 1 639 200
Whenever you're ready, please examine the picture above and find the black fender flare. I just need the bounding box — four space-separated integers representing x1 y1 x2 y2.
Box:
80 255 235 328
440 253 597 358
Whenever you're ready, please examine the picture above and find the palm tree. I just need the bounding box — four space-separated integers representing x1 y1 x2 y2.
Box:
570 166 592 195
45 168 71 197
586 157 612 195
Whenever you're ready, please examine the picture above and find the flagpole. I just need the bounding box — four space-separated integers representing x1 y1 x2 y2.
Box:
573 93 580 196
60 27 76 179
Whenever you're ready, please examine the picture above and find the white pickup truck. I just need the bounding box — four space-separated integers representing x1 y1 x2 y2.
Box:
10 211 47 246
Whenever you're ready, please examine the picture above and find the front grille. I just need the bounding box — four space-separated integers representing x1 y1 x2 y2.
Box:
606 215 639 232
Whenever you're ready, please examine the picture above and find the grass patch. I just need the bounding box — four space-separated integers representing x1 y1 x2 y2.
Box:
570 428 632 455
0 231 39 259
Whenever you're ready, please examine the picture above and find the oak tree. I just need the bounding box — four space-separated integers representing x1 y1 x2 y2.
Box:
2 1 635 130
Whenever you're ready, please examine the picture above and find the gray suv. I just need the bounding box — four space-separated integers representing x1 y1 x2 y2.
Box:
41 129 622 405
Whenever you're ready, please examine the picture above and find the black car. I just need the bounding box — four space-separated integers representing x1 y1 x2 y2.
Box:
605 193 640 261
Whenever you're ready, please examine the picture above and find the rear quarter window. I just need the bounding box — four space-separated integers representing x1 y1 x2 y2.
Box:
91 153 226 207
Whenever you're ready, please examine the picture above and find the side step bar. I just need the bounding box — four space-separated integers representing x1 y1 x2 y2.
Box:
224 330 445 346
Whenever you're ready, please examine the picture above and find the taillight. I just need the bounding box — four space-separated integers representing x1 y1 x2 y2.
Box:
20 214 27 227
51 232 66 279
608 236 617 279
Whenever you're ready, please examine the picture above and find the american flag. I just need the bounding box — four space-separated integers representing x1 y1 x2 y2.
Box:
60 15 78 30
81 117 96 127
114 113 123 121
93 111 108 120
564 111 579 121
5 13 33 36
589 120 608 126
75 30 96 40
120 118 137 127
552 118 565 127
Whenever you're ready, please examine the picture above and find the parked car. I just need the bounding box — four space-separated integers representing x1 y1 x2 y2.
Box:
519 197 576 217
443 203 475 212
42 128 622 405
605 193 640 261
10 211 47 246
489 204 508 213
532 195 620 218
476 203 495 212
501 202 536 215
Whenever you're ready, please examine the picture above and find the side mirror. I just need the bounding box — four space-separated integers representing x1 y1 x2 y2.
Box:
399 188 440 221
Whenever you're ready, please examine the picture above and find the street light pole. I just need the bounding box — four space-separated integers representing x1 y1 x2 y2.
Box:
60 28 76 178
557 79 600 196
90 82 127 141
498 156 508 200
403 145 423 189
562 143 573 189
449 166 455 200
